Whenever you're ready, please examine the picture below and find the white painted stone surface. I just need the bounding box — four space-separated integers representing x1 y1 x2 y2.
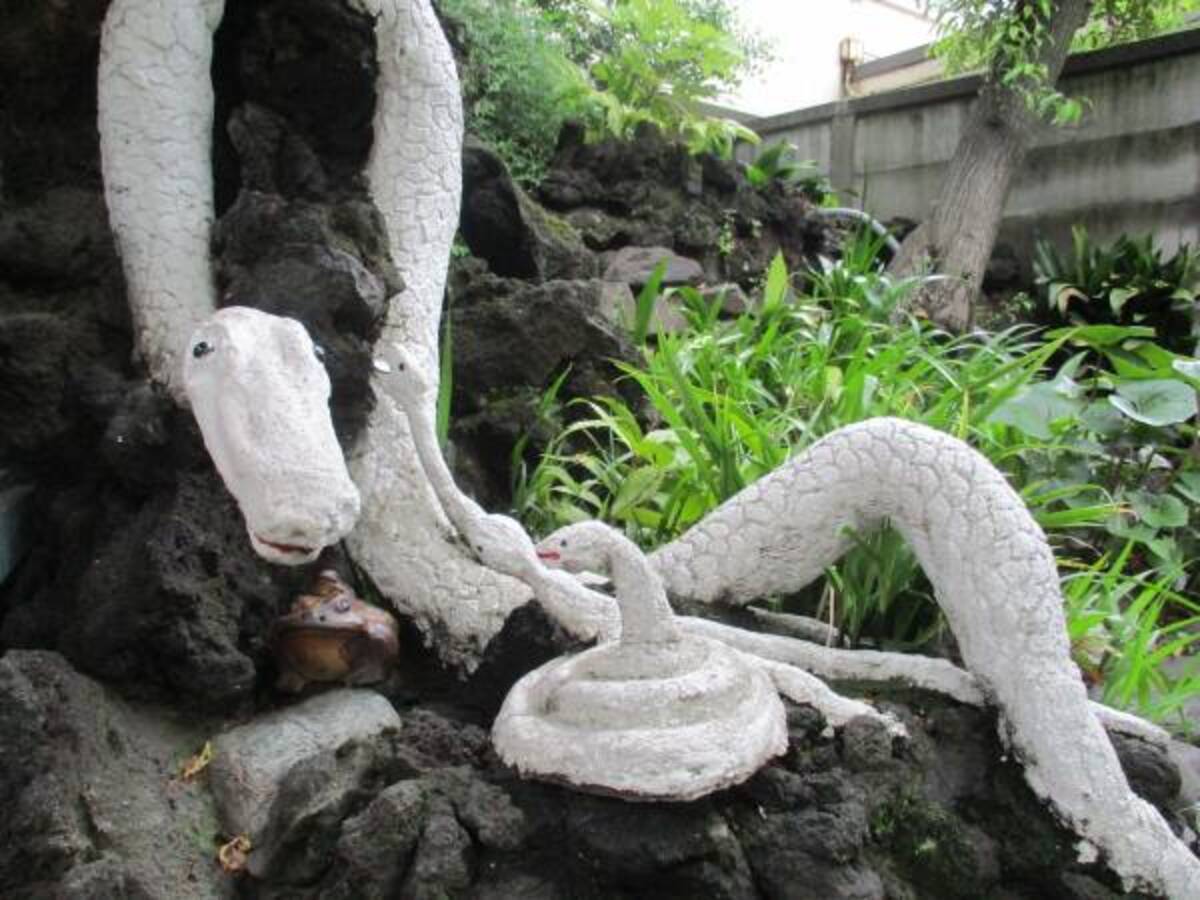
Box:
98 0 223 399
183 308 360 565
209 689 400 841
493 522 787 800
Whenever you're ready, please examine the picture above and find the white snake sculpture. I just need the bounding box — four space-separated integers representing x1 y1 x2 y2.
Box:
97 0 1199 894
493 520 789 801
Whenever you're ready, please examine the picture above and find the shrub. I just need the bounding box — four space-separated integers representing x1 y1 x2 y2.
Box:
1030 226 1199 355
441 0 768 180
439 0 591 185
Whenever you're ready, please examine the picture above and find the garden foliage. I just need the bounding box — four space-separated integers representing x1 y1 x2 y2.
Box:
438 0 765 183
928 0 1200 123
1030 225 1198 354
512 233 1200 731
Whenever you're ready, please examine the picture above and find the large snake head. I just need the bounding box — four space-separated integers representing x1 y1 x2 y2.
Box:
183 307 361 565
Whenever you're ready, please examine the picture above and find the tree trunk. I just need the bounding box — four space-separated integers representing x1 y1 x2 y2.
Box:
888 0 1093 332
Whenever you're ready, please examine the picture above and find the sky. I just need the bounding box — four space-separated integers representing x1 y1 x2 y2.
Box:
719 0 938 116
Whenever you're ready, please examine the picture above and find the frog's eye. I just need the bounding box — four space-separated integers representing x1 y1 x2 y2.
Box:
334 597 351 613
192 340 215 359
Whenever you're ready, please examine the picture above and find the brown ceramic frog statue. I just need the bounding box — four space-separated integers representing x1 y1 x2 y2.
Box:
271 570 399 693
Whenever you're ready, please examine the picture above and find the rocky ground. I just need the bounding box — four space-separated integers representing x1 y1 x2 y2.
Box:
0 1 1196 898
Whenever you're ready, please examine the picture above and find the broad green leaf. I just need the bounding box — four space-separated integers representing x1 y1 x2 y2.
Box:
1046 324 1156 346
1079 400 1126 436
1050 283 1087 314
1172 359 1200 383
1108 379 1195 426
989 381 1082 439
1173 471 1200 504
611 466 664 518
1108 286 1138 314
1105 515 1158 543
1129 490 1189 529
762 251 789 311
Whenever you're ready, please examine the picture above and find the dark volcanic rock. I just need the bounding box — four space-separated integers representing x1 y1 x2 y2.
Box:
0 651 226 899
445 260 640 505
3 466 320 709
213 0 378 211
1110 731 1183 813
461 138 598 281
0 0 109 200
327 780 428 900
538 125 830 288
564 797 757 898
213 189 400 443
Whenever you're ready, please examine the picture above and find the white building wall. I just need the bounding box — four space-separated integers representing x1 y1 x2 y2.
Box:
723 0 937 115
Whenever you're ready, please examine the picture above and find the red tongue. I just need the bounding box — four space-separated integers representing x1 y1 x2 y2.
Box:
537 550 560 562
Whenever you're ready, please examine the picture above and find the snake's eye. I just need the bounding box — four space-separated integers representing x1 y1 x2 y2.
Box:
313 343 326 363
192 341 214 359
560 539 568 548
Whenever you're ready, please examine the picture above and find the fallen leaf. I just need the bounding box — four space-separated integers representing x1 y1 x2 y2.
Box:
180 741 214 782
217 834 252 874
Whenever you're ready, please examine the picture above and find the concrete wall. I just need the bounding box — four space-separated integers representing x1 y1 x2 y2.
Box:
744 29 1200 261
849 44 944 97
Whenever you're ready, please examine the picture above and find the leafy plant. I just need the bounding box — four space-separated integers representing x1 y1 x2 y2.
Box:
439 0 592 184
1062 545 1200 733
571 0 759 157
1032 226 1199 354
928 0 1200 124
514 241 1200 721
441 0 770 179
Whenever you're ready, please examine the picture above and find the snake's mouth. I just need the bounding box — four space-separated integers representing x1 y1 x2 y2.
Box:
252 533 321 565
536 550 561 563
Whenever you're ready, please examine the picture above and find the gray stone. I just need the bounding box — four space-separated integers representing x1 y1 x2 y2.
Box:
594 279 690 337
0 651 227 899
602 245 705 287
209 689 400 852
702 282 752 315
1168 738 1200 820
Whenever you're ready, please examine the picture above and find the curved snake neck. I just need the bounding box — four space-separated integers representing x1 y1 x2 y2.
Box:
654 417 1198 896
